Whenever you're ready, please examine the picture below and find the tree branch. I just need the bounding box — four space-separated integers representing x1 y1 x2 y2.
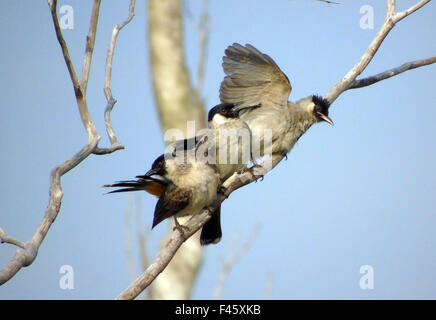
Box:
80 0 101 95
0 0 133 285
350 55 436 89
0 228 26 249
93 0 135 155
324 0 431 104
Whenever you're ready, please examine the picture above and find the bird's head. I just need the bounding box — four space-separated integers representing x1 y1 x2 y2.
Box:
296 95 333 126
207 103 239 122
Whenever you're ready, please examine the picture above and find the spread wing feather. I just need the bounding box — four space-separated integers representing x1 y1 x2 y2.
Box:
220 43 292 109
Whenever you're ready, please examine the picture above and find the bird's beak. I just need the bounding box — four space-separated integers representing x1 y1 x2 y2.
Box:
317 112 334 126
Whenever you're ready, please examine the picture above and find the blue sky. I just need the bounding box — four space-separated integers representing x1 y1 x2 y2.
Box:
0 0 435 299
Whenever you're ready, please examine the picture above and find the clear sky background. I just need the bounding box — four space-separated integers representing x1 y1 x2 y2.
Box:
1 0 435 299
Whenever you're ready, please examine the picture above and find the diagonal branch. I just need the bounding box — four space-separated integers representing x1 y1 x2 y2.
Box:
80 0 101 95
325 0 431 104
394 0 431 21
48 0 98 138
349 55 436 89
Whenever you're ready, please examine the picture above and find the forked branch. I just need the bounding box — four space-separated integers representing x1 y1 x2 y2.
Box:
0 0 135 285
325 0 432 104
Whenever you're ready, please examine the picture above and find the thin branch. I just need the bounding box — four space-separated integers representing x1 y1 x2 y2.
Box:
48 0 98 138
394 0 431 22
94 0 136 155
213 224 261 299
0 140 99 285
116 154 283 300
80 0 101 95
325 0 431 104
0 228 26 249
350 55 436 89
314 0 340 4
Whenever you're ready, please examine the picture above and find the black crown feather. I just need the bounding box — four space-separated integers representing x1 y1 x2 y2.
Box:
312 95 330 116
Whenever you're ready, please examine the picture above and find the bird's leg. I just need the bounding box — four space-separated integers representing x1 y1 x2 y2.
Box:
251 164 265 182
218 185 228 196
173 216 190 234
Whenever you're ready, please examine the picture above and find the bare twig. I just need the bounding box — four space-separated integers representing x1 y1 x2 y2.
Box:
80 0 101 95
0 0 134 285
213 224 261 299
325 0 431 104
350 55 436 89
0 228 26 249
48 0 98 138
314 0 340 4
94 0 136 155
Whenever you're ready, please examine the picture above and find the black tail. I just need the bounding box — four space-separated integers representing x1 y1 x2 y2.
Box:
200 206 222 245
103 175 167 197
103 180 147 194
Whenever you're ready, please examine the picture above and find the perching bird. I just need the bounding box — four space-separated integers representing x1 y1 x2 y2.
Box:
207 102 259 181
203 102 259 245
219 43 333 160
168 102 259 245
104 152 221 234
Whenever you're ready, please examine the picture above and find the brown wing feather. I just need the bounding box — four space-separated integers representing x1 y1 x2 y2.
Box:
152 185 191 228
219 43 292 108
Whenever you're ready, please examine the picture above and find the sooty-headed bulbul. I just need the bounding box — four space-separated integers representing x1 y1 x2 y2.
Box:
167 102 259 245
104 153 221 236
219 43 333 159
202 102 258 245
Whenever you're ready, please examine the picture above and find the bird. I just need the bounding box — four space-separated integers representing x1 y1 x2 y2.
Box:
219 43 333 161
167 102 259 245
207 102 259 181
103 151 221 235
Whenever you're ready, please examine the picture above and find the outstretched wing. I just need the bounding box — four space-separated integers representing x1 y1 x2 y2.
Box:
219 43 292 109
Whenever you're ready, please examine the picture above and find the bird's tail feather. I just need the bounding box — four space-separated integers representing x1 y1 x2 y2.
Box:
103 177 166 197
200 206 222 245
